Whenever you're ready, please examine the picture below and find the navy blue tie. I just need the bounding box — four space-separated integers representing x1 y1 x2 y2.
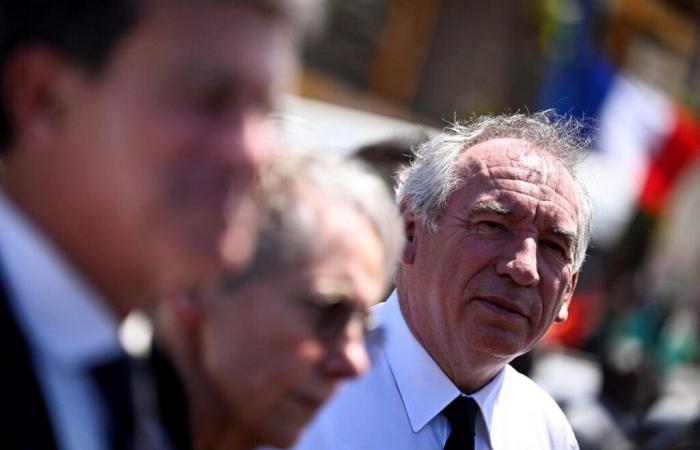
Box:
443 396 479 450
89 356 136 450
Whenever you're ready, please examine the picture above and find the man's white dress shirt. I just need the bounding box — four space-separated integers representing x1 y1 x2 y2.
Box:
292 291 579 450
0 191 123 450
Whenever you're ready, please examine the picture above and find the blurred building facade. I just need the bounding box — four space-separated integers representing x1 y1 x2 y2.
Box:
300 0 543 123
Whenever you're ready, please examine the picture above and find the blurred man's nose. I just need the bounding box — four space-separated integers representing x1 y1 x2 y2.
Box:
496 237 540 287
213 110 275 177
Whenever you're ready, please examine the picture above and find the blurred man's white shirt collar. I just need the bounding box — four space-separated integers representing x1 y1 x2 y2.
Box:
0 189 122 450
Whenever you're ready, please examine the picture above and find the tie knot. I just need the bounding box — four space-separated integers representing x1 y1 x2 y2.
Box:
444 395 479 429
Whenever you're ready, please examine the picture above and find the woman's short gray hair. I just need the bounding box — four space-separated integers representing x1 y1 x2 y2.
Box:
230 148 404 292
396 110 593 271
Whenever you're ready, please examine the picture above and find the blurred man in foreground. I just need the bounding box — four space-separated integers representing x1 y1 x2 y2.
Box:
156 149 404 450
0 1 316 448
294 111 593 450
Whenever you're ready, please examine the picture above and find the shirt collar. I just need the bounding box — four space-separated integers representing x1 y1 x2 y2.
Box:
379 290 506 438
470 363 506 440
379 291 460 432
0 191 122 368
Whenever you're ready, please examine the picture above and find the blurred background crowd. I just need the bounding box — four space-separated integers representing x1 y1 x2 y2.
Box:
268 0 700 448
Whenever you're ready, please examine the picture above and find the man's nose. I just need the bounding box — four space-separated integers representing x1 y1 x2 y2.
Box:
213 110 276 177
495 237 540 287
320 324 371 380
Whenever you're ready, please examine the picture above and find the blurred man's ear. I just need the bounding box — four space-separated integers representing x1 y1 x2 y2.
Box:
555 271 579 323
167 290 204 330
3 46 72 149
399 199 417 265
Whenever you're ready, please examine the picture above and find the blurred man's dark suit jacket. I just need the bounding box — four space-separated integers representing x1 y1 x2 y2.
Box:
0 275 192 450
0 275 59 449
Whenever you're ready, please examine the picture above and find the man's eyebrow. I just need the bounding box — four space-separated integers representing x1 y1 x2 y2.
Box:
470 201 511 216
551 226 577 251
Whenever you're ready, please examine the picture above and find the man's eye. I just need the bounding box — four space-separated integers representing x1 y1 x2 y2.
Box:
473 221 506 234
191 87 232 116
540 240 569 258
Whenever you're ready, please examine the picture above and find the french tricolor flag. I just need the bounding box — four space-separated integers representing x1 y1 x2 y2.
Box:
539 34 700 250
579 73 700 247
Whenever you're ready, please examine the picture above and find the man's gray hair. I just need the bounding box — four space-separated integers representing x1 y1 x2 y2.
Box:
228 148 404 292
396 110 593 271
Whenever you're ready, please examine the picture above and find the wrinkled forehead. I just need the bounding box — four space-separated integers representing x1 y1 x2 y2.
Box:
460 138 567 180
456 138 580 219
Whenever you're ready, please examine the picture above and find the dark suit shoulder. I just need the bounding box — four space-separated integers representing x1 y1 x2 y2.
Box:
0 275 59 450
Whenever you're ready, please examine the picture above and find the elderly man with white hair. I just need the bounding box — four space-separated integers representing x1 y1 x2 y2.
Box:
292 111 593 450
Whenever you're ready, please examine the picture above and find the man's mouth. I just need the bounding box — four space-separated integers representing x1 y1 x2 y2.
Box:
473 296 529 320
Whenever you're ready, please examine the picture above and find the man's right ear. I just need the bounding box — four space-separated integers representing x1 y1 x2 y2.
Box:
399 199 417 265
3 46 71 147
